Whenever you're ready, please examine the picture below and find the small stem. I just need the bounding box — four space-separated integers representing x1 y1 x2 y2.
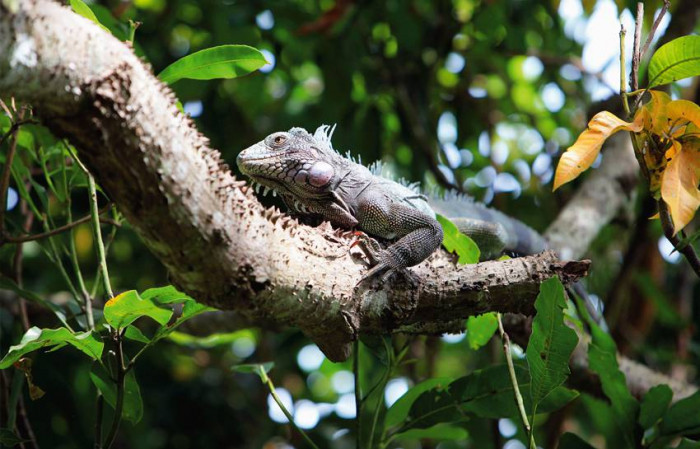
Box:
640 0 670 59
497 313 535 449
658 200 700 278
0 120 20 236
354 340 362 449
94 393 104 449
260 367 321 449
3 211 117 243
631 2 643 91
88 175 114 299
102 336 125 449
619 24 631 117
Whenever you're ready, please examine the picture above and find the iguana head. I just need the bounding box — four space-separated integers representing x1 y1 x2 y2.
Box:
237 127 341 202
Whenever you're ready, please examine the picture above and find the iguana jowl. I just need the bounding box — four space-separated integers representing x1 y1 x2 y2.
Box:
237 126 546 279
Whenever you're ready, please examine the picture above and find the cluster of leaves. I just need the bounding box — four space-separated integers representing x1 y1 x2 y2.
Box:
554 35 700 234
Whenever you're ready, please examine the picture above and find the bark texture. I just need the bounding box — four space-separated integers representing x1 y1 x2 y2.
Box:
0 0 588 361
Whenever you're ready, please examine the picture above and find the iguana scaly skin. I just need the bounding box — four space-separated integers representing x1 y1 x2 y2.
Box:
237 126 547 279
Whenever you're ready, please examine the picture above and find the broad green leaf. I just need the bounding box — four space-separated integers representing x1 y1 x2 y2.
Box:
399 364 578 432
660 390 700 437
168 330 254 348
393 423 468 442
158 45 267 85
558 432 596 449
436 214 480 264
0 327 103 368
526 277 578 413
466 313 498 350
0 428 29 446
103 290 172 329
69 0 111 33
89 363 143 424
586 316 639 446
639 384 673 429
232 362 274 381
553 111 643 190
123 326 151 344
385 377 451 428
648 36 700 88
141 285 194 303
660 140 700 233
143 285 213 324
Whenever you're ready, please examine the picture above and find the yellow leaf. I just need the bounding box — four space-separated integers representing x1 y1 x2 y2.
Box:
636 90 671 135
666 100 700 132
553 111 643 190
661 141 700 234
648 212 660 220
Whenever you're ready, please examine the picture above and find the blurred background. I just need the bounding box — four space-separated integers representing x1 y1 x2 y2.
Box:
1 0 699 448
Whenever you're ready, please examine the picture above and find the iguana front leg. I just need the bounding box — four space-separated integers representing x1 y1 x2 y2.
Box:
356 192 443 281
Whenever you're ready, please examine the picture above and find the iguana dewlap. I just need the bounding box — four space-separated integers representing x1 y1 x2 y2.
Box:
237 126 546 279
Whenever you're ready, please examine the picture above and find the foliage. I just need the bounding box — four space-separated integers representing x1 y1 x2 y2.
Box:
1 0 699 448
554 36 700 234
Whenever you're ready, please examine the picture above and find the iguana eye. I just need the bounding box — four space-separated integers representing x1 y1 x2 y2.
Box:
273 135 287 145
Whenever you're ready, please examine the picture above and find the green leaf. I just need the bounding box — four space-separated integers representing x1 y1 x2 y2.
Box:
385 377 452 428
526 277 578 414
436 214 480 264
638 384 673 429
103 290 172 329
648 36 700 88
0 327 103 368
157 45 267 85
466 313 498 350
582 305 639 446
123 326 151 344
399 364 578 432
168 330 253 348
141 285 194 303
69 0 111 33
558 432 596 449
0 428 29 446
232 362 274 381
660 390 700 437
393 423 468 442
89 363 143 424
676 438 700 449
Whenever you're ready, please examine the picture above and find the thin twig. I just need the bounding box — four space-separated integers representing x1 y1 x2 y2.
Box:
88 175 114 299
260 366 321 449
640 0 671 59
631 3 643 91
3 211 118 244
619 24 631 117
0 119 20 235
497 313 535 449
94 393 104 449
14 198 33 331
63 154 93 330
658 200 700 278
102 338 125 449
354 341 361 449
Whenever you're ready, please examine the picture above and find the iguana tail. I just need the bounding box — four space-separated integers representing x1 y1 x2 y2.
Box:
427 192 547 257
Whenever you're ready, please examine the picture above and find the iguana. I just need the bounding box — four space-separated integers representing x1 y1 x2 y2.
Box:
237 125 547 280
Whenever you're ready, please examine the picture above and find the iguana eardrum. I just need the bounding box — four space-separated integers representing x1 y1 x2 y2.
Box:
237 125 547 279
